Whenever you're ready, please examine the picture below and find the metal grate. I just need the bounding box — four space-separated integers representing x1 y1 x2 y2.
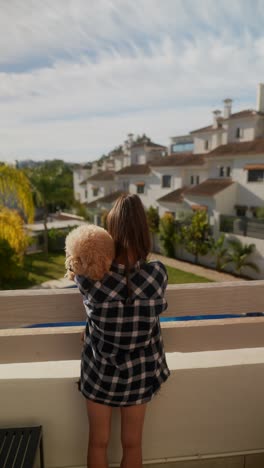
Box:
0 426 44 468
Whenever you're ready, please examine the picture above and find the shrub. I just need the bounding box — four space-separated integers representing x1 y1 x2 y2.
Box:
159 213 176 257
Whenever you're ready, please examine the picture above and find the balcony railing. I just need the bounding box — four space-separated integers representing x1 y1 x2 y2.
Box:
220 214 264 239
1 281 264 467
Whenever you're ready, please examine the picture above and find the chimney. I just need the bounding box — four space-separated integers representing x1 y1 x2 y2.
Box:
257 83 264 113
223 98 232 119
212 110 221 128
127 133 134 147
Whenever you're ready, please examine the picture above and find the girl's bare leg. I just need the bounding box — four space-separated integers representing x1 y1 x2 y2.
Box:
120 403 147 468
86 399 112 468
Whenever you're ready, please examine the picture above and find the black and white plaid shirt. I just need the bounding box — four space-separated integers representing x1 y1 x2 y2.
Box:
75 259 170 407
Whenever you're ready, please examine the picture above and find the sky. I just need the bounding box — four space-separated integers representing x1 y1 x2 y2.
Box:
1 0 264 163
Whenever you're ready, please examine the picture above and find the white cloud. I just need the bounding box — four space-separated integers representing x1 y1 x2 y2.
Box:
0 106 212 162
1 0 264 161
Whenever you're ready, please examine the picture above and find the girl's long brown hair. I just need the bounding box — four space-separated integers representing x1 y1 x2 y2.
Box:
107 194 151 299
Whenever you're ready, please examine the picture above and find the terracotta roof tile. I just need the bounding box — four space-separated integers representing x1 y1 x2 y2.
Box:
190 125 217 134
86 190 125 208
87 171 115 181
185 178 234 197
190 109 264 134
227 109 260 119
150 153 205 167
116 164 151 175
157 187 187 203
207 139 264 157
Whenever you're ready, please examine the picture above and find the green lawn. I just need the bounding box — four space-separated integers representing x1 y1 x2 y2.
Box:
3 253 212 290
4 252 66 290
166 265 213 284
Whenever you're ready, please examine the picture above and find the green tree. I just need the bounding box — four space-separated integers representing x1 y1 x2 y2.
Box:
0 165 34 286
226 237 260 276
26 160 74 254
256 207 264 220
73 201 90 221
159 213 176 257
211 234 230 271
146 206 160 233
146 206 160 252
180 210 213 264
0 164 34 222
0 239 25 289
0 207 30 258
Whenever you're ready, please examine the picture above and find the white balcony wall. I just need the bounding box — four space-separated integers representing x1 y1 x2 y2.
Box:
1 283 264 467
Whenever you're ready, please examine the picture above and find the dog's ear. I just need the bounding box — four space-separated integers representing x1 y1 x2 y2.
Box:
84 254 113 281
65 255 87 276
65 269 75 280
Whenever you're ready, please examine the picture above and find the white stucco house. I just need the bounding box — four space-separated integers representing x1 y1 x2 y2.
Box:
73 133 167 214
72 85 264 276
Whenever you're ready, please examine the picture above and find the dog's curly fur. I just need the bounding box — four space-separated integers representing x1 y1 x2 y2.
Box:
65 224 115 281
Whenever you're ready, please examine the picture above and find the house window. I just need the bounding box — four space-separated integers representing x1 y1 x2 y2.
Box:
136 183 145 194
204 140 209 150
92 187 99 196
235 205 247 217
85 189 88 199
162 175 171 188
190 175 194 185
226 167 231 177
248 170 264 182
219 167 225 177
196 176 200 184
171 142 194 153
236 128 241 138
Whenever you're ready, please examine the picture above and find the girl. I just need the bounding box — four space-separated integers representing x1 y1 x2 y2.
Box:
74 193 170 468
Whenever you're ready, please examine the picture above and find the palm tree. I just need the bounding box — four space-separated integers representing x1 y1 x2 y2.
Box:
0 164 34 222
226 238 260 276
211 234 230 271
0 165 34 256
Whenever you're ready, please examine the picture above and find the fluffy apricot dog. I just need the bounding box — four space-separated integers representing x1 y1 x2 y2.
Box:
65 224 115 281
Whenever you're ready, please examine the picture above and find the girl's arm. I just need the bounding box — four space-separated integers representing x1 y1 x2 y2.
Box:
74 274 95 295
155 261 168 315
